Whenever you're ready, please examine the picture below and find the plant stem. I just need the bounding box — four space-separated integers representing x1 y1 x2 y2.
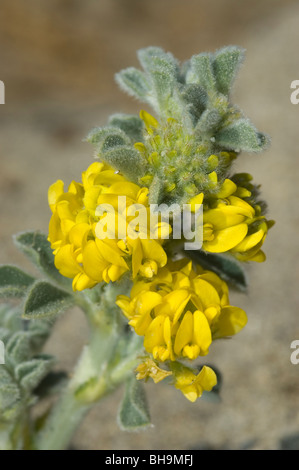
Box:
33 282 140 450
33 388 92 450
33 321 116 450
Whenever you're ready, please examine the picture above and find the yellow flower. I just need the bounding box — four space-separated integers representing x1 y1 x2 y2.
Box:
135 358 172 383
172 364 217 402
198 174 273 260
48 161 170 291
116 258 247 362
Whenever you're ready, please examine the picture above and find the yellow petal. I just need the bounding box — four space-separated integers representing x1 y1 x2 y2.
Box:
213 306 247 339
174 311 193 357
232 228 264 253
155 290 191 323
135 291 162 315
144 315 166 353
95 238 128 268
82 240 108 281
193 310 212 355
68 223 91 248
72 272 96 292
195 365 217 392
54 244 81 278
203 223 248 252
48 213 63 245
140 109 159 129
216 179 237 199
192 278 220 309
204 206 248 230
48 180 64 211
189 193 204 213
140 239 167 267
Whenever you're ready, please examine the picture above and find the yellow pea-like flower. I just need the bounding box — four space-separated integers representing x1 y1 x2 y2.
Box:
172 364 217 402
190 175 274 260
116 258 247 363
48 161 171 291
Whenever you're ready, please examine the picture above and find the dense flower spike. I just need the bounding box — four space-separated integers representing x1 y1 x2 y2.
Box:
116 258 247 363
135 109 237 204
48 161 170 291
46 46 273 404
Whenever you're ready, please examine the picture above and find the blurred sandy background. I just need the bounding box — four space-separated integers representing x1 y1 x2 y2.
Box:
1 0 299 450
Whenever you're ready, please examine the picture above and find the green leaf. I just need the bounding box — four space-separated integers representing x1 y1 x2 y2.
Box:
23 281 74 319
186 250 248 291
181 84 207 123
195 108 222 134
115 67 151 103
188 53 216 93
28 319 52 352
212 46 245 96
148 174 163 205
6 331 31 365
0 383 21 418
0 327 10 343
108 113 144 142
215 118 270 153
0 265 35 298
99 146 147 183
137 47 178 112
0 368 22 420
15 355 55 392
84 126 131 152
117 375 151 431
13 231 72 288
137 47 178 76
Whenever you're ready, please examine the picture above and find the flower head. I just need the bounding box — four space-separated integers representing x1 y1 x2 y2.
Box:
48 161 170 291
116 258 247 362
199 173 274 261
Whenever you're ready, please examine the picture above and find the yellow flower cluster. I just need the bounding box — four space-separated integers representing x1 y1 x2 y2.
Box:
200 173 273 262
48 161 169 291
48 112 272 402
117 258 247 401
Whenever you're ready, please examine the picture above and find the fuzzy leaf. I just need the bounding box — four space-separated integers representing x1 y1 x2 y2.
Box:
137 47 179 111
186 250 247 291
99 146 147 183
0 368 21 419
27 319 52 352
108 113 144 142
0 304 22 333
188 53 216 92
148 174 163 205
196 108 222 134
181 84 207 123
0 382 21 417
115 67 151 103
137 47 178 76
117 376 151 431
0 327 10 343
15 355 55 392
6 331 31 365
85 126 131 152
215 118 270 153
13 231 72 288
23 281 74 319
0 265 35 298
213 46 245 96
